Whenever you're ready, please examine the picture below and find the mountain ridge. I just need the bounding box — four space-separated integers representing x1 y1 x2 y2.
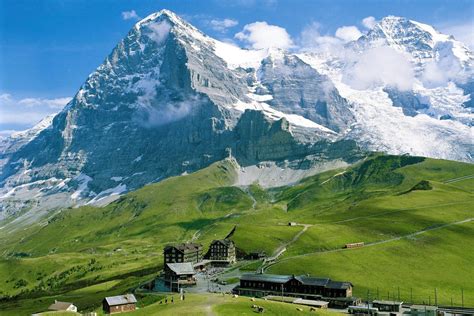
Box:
0 10 472 225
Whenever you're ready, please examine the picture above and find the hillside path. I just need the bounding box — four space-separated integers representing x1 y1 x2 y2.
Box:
261 223 312 271
204 295 218 316
242 186 258 210
444 174 474 183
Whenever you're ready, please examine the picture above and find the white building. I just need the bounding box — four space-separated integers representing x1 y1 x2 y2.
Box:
48 300 78 312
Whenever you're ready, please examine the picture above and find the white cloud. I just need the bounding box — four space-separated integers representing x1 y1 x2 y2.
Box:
362 16 377 29
0 130 17 138
299 22 362 51
298 22 345 55
0 93 12 103
335 26 363 42
235 21 293 50
209 18 239 33
19 97 72 109
122 10 140 21
0 93 70 134
0 112 51 125
147 21 171 44
421 42 464 87
136 95 204 127
437 21 474 49
343 46 415 91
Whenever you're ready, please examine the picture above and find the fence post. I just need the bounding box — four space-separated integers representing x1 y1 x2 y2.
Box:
367 289 370 314
435 288 437 306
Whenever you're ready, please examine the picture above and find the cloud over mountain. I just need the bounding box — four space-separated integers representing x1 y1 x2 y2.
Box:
122 10 140 21
0 93 70 133
235 21 293 49
209 18 239 32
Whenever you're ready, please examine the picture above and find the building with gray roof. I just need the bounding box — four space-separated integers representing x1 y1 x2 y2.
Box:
164 262 196 291
102 294 137 314
235 273 356 307
48 300 77 312
164 242 203 265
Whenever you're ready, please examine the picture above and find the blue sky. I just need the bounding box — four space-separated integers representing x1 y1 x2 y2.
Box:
0 0 473 134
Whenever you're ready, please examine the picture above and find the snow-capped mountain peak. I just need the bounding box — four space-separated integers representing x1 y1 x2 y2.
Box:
133 9 212 49
0 11 472 226
357 15 473 67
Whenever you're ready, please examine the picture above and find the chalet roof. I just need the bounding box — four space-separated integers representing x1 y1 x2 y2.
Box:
326 281 353 290
48 301 75 311
166 262 195 275
104 294 137 306
211 239 234 247
241 273 292 284
373 300 403 305
332 297 360 302
295 276 330 286
241 273 352 289
164 243 202 253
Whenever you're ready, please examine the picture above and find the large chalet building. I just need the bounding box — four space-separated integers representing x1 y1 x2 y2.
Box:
206 239 236 265
234 273 357 307
164 262 197 291
163 243 203 265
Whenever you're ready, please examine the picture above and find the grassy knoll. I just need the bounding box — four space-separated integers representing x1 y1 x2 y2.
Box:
8 292 345 316
94 293 344 315
0 154 473 314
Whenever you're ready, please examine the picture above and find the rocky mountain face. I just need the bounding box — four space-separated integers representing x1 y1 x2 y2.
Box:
0 11 472 224
258 52 354 132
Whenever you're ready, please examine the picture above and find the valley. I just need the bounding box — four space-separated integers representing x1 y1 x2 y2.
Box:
0 154 473 314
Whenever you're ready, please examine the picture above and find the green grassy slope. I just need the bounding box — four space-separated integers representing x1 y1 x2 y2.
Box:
104 293 343 316
267 156 474 305
270 221 474 306
0 154 473 314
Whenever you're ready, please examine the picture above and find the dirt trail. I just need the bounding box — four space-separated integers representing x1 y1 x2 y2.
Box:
261 223 312 271
241 186 258 210
204 295 219 316
271 224 312 259
444 174 474 183
189 229 201 242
